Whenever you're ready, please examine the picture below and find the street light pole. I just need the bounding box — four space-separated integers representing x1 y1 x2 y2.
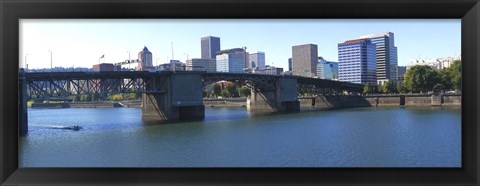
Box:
24 53 29 70
243 46 247 71
48 50 53 70
127 51 131 70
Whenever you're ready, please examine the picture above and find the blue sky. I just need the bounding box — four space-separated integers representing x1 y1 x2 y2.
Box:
20 19 460 70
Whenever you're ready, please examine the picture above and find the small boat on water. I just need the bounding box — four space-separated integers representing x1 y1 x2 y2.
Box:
31 125 82 131
60 125 82 131
70 125 82 131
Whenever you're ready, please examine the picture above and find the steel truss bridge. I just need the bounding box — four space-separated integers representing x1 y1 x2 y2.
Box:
21 71 364 99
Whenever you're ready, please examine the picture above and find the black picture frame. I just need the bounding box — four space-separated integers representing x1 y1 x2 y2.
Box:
1 0 479 185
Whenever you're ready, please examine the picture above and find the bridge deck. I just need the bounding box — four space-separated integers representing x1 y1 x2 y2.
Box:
21 71 364 98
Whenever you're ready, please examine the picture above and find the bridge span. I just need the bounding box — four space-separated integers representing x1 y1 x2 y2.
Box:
19 70 364 136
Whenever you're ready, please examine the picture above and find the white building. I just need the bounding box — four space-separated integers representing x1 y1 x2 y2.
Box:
316 57 339 80
249 52 266 70
252 65 283 75
216 48 247 73
407 56 461 70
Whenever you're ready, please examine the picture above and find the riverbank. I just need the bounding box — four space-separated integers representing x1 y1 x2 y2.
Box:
31 100 142 108
299 94 461 108
30 94 461 109
203 98 246 108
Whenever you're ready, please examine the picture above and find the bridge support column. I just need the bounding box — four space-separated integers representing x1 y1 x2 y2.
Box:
142 73 205 121
247 77 299 112
19 70 28 136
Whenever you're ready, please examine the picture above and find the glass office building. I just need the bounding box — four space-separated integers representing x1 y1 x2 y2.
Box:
216 48 247 73
360 32 398 85
317 57 339 80
249 52 266 70
338 38 377 85
201 36 221 59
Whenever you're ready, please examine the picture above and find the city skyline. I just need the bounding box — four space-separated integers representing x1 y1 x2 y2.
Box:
20 19 460 70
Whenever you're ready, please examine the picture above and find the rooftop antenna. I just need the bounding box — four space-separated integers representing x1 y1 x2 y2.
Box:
171 42 174 60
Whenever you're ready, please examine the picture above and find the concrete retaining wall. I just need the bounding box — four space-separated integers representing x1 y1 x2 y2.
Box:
203 99 246 107
119 101 142 108
442 95 461 106
299 98 314 107
404 96 432 106
69 102 122 108
302 94 461 109
31 103 69 108
363 97 378 106
377 96 402 106
313 95 370 109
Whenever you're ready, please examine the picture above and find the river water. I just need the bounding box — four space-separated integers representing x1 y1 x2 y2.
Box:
19 106 461 167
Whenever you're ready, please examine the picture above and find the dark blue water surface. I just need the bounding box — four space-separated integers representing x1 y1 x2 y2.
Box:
19 106 461 167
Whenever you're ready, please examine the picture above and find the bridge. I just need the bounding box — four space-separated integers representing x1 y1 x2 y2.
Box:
19 70 364 136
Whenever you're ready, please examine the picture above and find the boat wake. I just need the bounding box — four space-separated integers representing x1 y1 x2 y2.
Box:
30 125 82 131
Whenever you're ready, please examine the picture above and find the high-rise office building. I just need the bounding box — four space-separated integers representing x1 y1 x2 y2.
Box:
137 46 153 71
360 32 398 86
316 57 339 80
292 44 318 77
396 66 407 84
216 48 247 73
249 52 265 70
338 38 377 85
201 36 221 59
186 58 216 72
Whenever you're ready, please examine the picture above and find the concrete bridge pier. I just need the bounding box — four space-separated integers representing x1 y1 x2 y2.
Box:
247 77 300 112
19 70 28 136
142 73 205 121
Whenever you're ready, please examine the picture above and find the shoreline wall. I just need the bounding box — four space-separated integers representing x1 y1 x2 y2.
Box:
30 95 461 109
301 94 461 108
203 98 246 107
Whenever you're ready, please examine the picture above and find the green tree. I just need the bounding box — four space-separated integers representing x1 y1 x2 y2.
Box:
92 93 101 101
225 84 239 97
211 83 221 97
363 83 372 94
220 89 230 98
202 89 208 98
450 60 461 91
403 65 438 93
433 83 445 93
380 81 395 93
437 68 453 91
80 94 92 102
397 82 407 93
238 86 251 97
